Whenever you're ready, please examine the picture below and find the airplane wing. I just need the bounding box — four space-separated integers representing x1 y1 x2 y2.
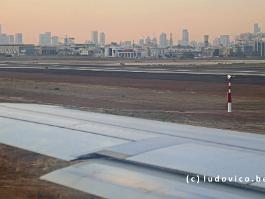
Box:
0 103 265 199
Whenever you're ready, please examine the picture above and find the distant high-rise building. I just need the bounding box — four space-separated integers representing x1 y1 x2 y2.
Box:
51 36 59 46
39 34 45 45
69 37 75 45
99 32 106 46
204 35 209 47
169 33 173 47
139 38 145 46
91 31 98 45
159 32 167 48
182 29 189 46
15 33 23 44
64 37 69 45
121 41 132 47
64 37 75 45
190 41 198 49
213 38 220 47
39 32 51 46
8 35 15 44
219 35 230 47
145 36 151 45
254 23 261 34
152 37 158 46
0 34 8 44
0 24 4 43
255 40 265 57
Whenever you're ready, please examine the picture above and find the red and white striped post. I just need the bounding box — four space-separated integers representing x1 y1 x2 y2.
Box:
227 75 232 112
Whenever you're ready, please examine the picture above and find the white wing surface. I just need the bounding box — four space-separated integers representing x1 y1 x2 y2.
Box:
0 103 265 199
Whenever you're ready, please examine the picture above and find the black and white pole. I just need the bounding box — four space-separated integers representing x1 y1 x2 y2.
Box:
227 75 232 113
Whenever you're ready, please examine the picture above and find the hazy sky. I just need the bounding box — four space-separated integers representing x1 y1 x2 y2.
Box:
1 0 265 44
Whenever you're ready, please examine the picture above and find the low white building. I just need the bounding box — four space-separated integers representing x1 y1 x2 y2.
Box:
105 46 137 58
0 44 35 56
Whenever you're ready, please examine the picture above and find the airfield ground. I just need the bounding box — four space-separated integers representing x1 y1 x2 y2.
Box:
0 58 264 199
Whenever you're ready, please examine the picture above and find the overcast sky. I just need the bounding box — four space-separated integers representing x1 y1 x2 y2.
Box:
1 0 265 43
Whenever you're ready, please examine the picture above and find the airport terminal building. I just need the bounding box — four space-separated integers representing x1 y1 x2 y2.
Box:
0 44 35 56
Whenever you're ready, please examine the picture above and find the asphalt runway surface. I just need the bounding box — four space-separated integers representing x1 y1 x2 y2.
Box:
0 61 265 85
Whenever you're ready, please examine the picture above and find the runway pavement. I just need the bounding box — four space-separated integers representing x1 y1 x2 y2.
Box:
0 61 265 76
0 61 264 85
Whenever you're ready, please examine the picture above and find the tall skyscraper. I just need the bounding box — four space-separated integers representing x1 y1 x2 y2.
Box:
213 38 220 47
145 36 151 45
204 35 209 47
39 32 51 46
152 37 158 46
169 33 173 47
219 35 230 47
190 41 198 49
15 33 23 44
99 32 106 46
64 37 69 45
39 33 45 45
91 31 98 45
159 32 167 48
51 36 59 46
8 35 15 44
0 34 8 44
0 25 4 44
254 23 261 34
139 38 145 46
63 36 74 45
182 29 189 46
46 32 51 45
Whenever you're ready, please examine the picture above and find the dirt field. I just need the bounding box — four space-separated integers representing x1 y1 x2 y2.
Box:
0 63 264 199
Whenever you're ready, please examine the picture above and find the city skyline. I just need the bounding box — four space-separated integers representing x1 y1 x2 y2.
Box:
1 0 265 44
0 23 263 46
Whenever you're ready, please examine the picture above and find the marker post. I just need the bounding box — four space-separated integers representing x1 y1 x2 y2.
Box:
227 75 232 113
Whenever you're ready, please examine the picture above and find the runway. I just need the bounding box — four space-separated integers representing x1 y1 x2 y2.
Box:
0 60 265 85
0 61 265 76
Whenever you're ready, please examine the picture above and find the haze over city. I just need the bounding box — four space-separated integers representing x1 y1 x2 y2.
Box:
1 0 265 43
